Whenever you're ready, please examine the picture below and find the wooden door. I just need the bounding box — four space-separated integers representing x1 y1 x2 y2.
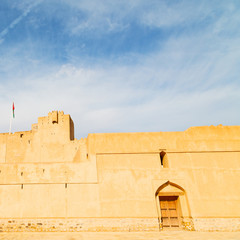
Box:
159 196 180 228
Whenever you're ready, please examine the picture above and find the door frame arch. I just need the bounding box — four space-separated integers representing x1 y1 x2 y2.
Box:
155 181 193 230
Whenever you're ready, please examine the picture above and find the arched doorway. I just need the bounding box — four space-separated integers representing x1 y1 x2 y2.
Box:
155 181 193 230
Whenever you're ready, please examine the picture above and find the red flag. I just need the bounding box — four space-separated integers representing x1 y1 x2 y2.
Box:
12 102 15 118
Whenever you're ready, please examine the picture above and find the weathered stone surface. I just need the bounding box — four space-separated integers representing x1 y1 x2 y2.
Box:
0 111 239 232
0 231 240 240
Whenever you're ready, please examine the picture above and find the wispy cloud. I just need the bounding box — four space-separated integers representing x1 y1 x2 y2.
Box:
0 0 240 137
1 35 239 137
0 1 42 45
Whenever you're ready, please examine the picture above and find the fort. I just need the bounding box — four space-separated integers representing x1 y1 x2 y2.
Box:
0 111 239 232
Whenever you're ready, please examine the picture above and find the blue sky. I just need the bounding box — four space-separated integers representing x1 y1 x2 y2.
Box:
0 0 240 138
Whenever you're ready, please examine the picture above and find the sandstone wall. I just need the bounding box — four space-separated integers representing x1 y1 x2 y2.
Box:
0 111 239 231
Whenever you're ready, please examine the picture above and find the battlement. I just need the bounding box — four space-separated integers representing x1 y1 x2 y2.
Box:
33 111 74 142
38 110 65 126
0 111 76 163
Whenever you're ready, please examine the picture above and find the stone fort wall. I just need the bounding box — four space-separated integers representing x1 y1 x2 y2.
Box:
0 111 239 232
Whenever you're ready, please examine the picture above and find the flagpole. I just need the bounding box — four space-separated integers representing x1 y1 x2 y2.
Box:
9 111 12 134
9 102 14 134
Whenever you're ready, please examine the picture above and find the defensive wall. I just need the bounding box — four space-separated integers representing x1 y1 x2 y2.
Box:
0 111 239 232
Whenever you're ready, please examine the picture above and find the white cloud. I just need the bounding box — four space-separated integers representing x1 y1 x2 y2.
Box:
0 0 240 138
59 0 239 34
1 34 239 137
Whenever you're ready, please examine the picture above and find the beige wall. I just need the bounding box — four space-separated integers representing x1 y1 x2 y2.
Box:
97 153 160 218
0 111 239 231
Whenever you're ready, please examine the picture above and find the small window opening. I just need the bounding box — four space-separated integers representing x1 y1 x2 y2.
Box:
21 184 23 189
42 169 45 173
21 172 23 176
28 140 31 144
160 151 168 168
65 183 67 188
20 134 23 138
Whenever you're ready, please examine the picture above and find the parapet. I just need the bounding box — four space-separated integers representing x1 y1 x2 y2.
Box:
35 111 74 142
47 110 65 124
0 111 77 163
31 123 38 132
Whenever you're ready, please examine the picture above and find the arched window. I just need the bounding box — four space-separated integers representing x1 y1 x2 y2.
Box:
160 151 168 168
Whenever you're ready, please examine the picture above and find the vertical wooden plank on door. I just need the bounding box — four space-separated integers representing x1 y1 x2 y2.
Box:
159 196 180 228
